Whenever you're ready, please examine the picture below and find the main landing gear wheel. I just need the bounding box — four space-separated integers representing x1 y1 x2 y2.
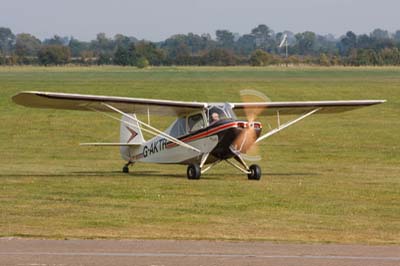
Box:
187 164 201 180
248 164 261 180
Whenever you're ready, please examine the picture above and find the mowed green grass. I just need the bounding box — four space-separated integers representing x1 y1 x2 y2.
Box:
0 66 399 244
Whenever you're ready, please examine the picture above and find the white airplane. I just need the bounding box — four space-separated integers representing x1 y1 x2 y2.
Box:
12 90 385 180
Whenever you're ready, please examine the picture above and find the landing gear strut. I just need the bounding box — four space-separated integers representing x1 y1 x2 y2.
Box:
225 155 262 181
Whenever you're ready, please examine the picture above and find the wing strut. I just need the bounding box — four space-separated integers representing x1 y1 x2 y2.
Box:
256 108 321 143
101 103 201 153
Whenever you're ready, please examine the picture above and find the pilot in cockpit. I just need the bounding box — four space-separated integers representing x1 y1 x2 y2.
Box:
210 112 220 124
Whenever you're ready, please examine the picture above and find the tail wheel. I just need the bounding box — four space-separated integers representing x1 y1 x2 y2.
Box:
248 164 261 180
187 164 201 180
122 165 129 173
122 161 133 173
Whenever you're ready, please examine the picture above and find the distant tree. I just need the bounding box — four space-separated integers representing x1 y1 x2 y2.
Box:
68 37 90 57
346 48 358 65
0 51 5 65
249 49 272 66
319 53 331 66
136 57 149 68
113 42 147 66
114 34 136 49
3 25 400 66
15 33 41 57
97 52 112 65
294 31 317 55
90 33 114 55
235 34 255 55
200 33 217 52
370 28 390 40
251 24 273 50
135 41 165 65
160 35 194 65
394 30 400 43
348 29 394 52
0 27 15 54
353 49 381 66
368 49 382 65
44 35 69 46
379 48 400 65
315 35 338 54
357 34 372 49
164 33 212 54
287 55 301 65
37 45 71 65
216 30 235 49
188 33 215 52
203 48 237 66
113 46 132 66
6 54 18 65
79 50 95 65
330 55 342 65
251 24 271 38
338 31 357 55
174 43 191 65
161 34 199 64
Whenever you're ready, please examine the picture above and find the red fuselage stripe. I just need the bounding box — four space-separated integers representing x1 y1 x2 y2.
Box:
166 122 240 149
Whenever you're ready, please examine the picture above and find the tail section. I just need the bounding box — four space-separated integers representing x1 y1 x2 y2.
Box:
120 113 145 161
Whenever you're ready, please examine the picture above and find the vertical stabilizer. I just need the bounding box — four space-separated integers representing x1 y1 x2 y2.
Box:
120 113 145 161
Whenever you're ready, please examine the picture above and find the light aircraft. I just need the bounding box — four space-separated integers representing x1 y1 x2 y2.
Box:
12 90 385 180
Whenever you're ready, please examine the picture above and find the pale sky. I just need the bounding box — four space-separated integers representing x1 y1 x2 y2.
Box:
0 0 399 41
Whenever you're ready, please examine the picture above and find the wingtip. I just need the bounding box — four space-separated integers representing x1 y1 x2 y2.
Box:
374 99 387 104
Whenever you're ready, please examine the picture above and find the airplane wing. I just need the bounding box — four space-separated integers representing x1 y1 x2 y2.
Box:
12 91 207 116
13 91 385 117
232 100 386 116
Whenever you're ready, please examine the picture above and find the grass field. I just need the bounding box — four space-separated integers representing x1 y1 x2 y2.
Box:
0 66 399 244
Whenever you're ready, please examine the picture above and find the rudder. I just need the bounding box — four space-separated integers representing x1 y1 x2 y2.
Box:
120 114 145 161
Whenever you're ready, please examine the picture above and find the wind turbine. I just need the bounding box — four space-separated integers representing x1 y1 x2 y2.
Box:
279 33 288 59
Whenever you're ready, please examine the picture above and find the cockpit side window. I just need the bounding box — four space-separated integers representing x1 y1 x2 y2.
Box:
188 113 205 132
168 117 186 137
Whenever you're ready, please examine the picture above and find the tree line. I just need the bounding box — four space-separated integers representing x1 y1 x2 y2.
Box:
1 25 400 67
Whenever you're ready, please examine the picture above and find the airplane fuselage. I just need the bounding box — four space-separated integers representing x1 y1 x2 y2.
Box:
128 119 262 165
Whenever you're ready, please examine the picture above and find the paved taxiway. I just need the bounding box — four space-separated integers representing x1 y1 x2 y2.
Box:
0 238 399 266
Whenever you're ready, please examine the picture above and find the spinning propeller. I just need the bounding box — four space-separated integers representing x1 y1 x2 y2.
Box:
232 89 270 161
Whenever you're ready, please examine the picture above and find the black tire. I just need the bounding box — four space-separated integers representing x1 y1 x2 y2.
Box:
247 164 261 180
122 166 129 173
187 164 201 180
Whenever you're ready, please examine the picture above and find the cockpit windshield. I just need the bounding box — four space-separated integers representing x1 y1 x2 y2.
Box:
165 103 236 137
207 103 236 124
